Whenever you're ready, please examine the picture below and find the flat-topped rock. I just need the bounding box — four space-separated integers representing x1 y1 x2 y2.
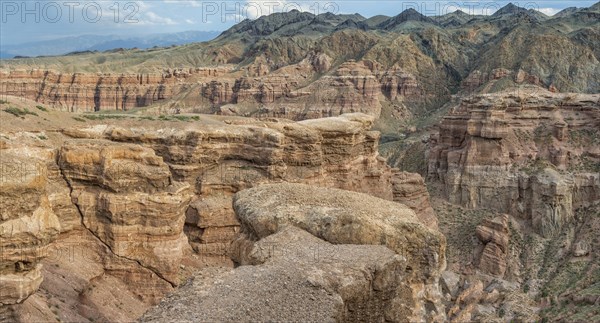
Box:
233 183 447 321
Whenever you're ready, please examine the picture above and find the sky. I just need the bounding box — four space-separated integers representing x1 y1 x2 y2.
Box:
1 0 597 45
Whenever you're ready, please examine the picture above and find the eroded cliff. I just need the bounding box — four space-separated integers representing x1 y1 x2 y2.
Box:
0 112 441 321
428 89 600 237
142 183 446 322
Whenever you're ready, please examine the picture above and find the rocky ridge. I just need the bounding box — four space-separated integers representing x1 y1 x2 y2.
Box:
427 89 600 321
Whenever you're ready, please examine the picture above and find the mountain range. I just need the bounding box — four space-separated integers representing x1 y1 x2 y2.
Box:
0 30 220 58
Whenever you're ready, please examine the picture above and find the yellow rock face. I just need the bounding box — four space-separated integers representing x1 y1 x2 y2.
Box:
58 141 192 285
0 148 61 305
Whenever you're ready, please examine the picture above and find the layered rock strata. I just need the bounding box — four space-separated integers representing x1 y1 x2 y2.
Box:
0 68 227 112
428 90 600 237
475 215 510 277
1 113 438 318
0 60 422 119
58 140 192 285
98 113 438 260
0 147 61 305
141 183 447 322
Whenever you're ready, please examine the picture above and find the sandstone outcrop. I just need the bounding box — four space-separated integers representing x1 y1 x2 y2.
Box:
98 113 438 260
475 215 510 277
0 147 61 305
141 183 447 322
58 140 192 285
0 68 228 112
233 183 446 322
392 171 438 229
1 112 439 321
0 59 423 120
142 227 406 322
428 89 600 237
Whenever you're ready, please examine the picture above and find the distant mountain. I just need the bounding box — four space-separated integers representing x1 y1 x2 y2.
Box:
1 35 118 58
3 2 598 94
377 8 438 30
220 10 317 37
491 3 548 21
0 31 220 58
491 3 523 16
434 10 486 27
364 15 390 27
554 6 579 17
0 51 14 59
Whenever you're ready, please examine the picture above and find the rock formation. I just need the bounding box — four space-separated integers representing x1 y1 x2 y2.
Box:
58 141 192 285
0 68 228 112
0 112 439 321
2 3 600 321
94 113 438 262
0 60 423 121
392 171 438 229
2 3 598 122
428 89 600 237
475 215 510 277
0 147 61 305
141 183 447 322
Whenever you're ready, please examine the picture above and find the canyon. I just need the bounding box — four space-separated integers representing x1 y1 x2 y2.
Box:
3 88 596 321
428 90 600 238
0 110 443 322
0 60 421 122
0 2 599 322
2 3 598 122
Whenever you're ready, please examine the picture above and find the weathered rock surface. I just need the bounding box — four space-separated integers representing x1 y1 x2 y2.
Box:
141 227 406 322
2 3 598 126
141 183 447 322
58 140 192 285
0 112 439 321
232 183 446 322
96 113 438 260
428 90 600 237
0 61 422 120
476 215 510 277
0 147 61 306
392 171 438 229
0 68 227 112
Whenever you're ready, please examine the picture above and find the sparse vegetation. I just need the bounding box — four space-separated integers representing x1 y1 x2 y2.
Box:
72 116 87 122
569 129 600 147
3 106 38 117
82 114 129 120
521 158 555 175
169 115 200 122
36 105 48 112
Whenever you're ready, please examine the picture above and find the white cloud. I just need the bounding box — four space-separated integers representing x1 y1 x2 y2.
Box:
163 0 201 7
185 19 195 24
141 11 177 25
538 8 560 16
